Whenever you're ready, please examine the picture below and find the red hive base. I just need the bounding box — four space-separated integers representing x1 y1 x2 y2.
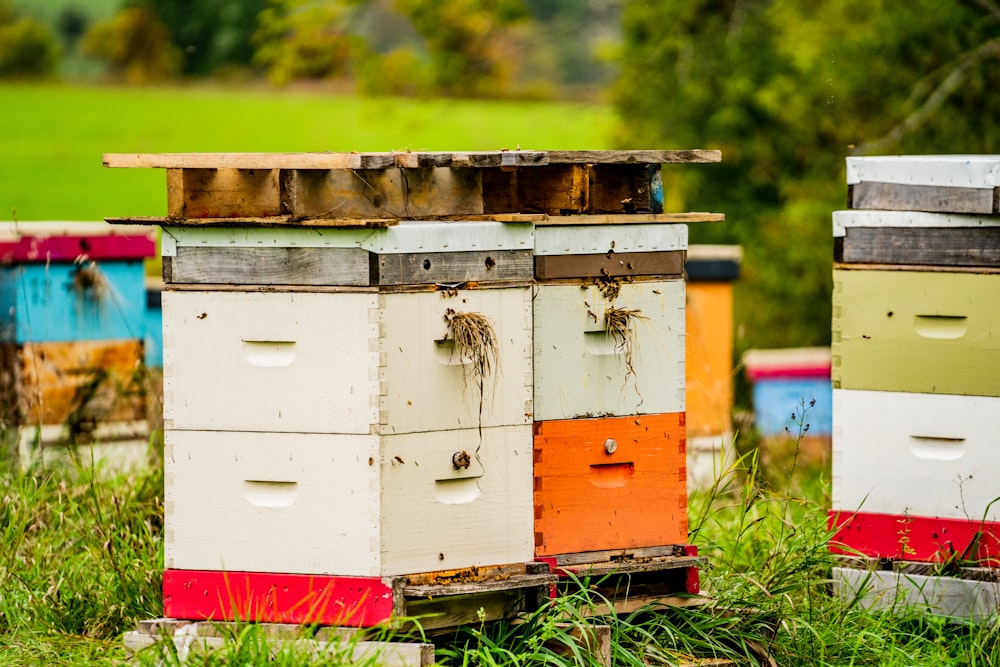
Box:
163 570 395 627
829 510 1000 565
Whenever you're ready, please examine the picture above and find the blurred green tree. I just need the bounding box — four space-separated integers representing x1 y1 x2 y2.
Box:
81 5 180 83
615 0 1000 354
0 1 60 79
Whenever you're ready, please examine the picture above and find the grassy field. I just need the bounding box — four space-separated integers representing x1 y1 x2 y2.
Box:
4 427 999 665
0 83 615 222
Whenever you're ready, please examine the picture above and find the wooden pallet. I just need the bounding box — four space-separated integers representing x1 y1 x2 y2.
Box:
539 545 707 615
103 150 723 225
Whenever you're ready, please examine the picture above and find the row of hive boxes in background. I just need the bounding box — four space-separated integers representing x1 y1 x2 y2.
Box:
829 156 1000 567
162 220 691 580
0 223 155 462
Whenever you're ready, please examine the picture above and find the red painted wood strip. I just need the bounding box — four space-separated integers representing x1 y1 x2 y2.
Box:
828 511 1000 565
683 545 700 595
163 569 395 627
745 365 831 381
0 235 155 263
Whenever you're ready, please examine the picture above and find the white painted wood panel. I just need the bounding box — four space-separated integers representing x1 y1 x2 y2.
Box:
846 155 1000 187
533 224 687 255
533 281 686 421
832 389 1000 522
162 221 533 256
164 430 382 576
379 425 534 575
162 290 380 434
378 287 533 433
164 426 533 577
834 567 1000 622
832 210 1000 237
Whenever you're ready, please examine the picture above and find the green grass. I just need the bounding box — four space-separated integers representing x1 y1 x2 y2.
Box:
5 419 1000 665
0 82 615 222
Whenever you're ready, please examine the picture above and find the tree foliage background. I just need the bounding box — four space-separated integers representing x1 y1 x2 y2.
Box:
614 0 1000 356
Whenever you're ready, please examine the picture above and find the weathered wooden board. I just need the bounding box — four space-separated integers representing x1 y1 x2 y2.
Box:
829 510 1000 564
285 167 485 219
832 209 1000 238
534 213 722 226
163 246 373 286
0 260 148 343
831 389 1000 523
534 223 687 255
532 280 685 421
104 150 722 170
833 566 1000 622
168 168 284 219
159 220 534 255
849 181 999 215
839 226 1000 267
832 268 1000 396
375 249 533 285
0 339 146 427
533 413 688 557
165 424 533 577
109 215 399 228
846 155 1000 188
534 250 684 280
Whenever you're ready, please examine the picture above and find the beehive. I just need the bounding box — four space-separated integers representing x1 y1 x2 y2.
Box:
105 149 722 625
830 156 1000 609
0 222 155 464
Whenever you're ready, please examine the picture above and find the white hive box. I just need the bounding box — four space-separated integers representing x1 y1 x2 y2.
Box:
164 424 534 577
162 286 532 434
832 388 1000 522
832 210 1000 238
532 280 686 421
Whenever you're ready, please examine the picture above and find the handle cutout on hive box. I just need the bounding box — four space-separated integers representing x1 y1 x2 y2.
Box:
583 330 616 356
913 315 968 340
909 435 966 461
243 480 298 508
435 477 482 504
242 340 297 367
589 462 634 488
433 339 472 366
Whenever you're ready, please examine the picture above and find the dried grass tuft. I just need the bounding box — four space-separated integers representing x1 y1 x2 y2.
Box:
70 260 110 304
443 308 499 388
605 306 648 381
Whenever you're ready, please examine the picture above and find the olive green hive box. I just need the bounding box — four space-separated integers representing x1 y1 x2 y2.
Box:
832 268 1000 396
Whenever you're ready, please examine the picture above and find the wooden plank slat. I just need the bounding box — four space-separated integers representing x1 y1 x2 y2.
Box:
534 250 685 280
106 216 398 228
534 213 724 225
554 544 684 567
376 249 533 285
104 149 722 171
849 181 999 215
546 149 721 164
169 168 283 218
163 246 373 286
403 573 557 597
288 167 484 219
841 226 1000 267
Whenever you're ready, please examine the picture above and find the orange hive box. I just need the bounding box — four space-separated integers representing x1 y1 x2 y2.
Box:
533 412 687 557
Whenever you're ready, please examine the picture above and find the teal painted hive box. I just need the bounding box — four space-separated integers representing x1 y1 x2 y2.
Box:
0 223 155 343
